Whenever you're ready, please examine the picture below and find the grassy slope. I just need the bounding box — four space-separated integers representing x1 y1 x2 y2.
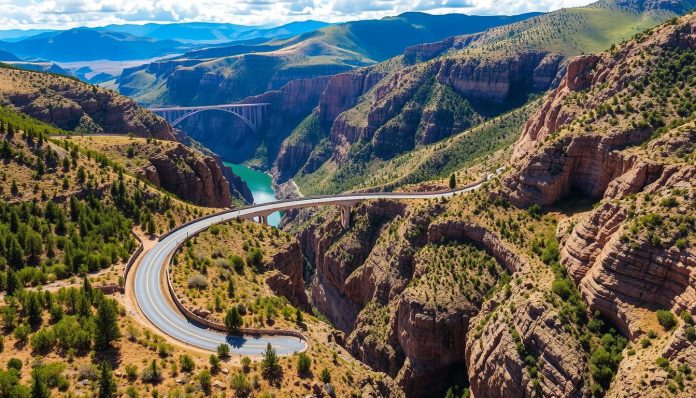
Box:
120 13 540 106
293 2 686 195
294 100 536 195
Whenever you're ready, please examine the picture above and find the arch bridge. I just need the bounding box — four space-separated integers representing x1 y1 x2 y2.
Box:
149 103 270 133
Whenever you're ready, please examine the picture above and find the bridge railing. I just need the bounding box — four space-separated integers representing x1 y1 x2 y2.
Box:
158 177 489 242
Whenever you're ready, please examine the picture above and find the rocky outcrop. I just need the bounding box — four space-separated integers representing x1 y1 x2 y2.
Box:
558 167 696 338
0 68 174 139
436 51 563 103
321 49 564 163
300 201 533 397
498 15 696 398
465 282 589 398
138 144 233 208
505 15 696 206
265 241 309 310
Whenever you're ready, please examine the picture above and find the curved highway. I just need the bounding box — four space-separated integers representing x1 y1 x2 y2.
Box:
133 180 489 355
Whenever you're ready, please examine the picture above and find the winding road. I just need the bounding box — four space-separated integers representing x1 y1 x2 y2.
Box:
132 179 490 355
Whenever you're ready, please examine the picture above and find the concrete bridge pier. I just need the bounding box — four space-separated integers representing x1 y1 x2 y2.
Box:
258 215 269 225
341 205 351 229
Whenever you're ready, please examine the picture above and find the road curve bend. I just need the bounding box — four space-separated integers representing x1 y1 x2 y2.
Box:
133 181 488 355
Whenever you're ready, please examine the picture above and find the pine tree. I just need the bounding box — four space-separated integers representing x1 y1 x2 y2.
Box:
26 292 43 328
261 343 281 381
227 279 235 298
449 173 457 189
98 361 117 398
31 369 50 398
147 217 156 236
10 179 18 196
295 308 304 325
7 237 24 269
94 299 121 349
83 276 93 302
224 307 243 333
5 268 19 295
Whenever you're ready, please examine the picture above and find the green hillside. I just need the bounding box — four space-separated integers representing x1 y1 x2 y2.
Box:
118 12 541 105
291 0 695 195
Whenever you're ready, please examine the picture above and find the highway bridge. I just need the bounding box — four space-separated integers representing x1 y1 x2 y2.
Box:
132 178 491 356
149 103 270 132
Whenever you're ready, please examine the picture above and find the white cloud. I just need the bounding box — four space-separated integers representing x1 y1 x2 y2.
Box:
0 0 596 30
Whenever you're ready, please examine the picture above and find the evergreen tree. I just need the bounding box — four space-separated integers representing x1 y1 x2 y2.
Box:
98 361 117 398
261 343 281 381
30 369 49 398
83 276 93 302
224 307 243 333
10 179 18 196
296 352 311 377
227 279 235 299
26 293 42 328
449 173 457 189
295 308 304 325
5 269 19 295
7 237 23 269
147 217 156 236
94 299 120 349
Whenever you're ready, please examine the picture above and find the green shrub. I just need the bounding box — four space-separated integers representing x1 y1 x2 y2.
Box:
552 279 574 301
296 352 311 377
125 364 138 380
30 328 56 353
179 354 195 373
656 310 677 330
230 255 244 273
217 343 230 358
7 358 22 372
679 311 694 326
320 367 331 383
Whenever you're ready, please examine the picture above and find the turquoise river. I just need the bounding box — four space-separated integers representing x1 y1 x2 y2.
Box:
224 162 281 226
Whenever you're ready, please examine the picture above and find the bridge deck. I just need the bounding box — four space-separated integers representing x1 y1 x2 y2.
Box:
148 103 270 112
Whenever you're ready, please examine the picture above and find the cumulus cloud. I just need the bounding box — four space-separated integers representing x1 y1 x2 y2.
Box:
0 0 595 29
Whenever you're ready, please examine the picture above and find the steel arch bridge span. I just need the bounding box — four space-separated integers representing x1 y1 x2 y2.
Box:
148 103 270 132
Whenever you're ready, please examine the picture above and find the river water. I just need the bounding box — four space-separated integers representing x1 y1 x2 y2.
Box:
223 162 281 226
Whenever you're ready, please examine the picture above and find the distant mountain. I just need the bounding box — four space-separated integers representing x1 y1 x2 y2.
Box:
118 12 542 106
97 20 330 43
6 62 71 76
0 28 55 42
0 49 19 61
310 11 544 61
0 28 190 61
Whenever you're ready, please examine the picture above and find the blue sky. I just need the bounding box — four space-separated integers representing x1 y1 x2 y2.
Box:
0 0 595 30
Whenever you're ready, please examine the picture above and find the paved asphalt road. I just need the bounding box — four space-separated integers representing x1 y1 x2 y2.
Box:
133 181 488 355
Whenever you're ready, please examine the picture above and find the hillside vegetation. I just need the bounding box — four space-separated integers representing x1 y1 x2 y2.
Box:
117 12 540 106
286 0 695 195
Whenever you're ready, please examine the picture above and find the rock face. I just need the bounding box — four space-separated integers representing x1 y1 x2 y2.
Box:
505 16 696 206
464 279 589 398
0 68 174 139
265 241 309 310
500 14 696 397
558 167 696 339
323 51 563 162
300 201 525 397
138 144 234 208
180 75 333 165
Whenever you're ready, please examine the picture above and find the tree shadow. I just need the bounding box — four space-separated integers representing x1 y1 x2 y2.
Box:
92 346 123 370
225 334 249 349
